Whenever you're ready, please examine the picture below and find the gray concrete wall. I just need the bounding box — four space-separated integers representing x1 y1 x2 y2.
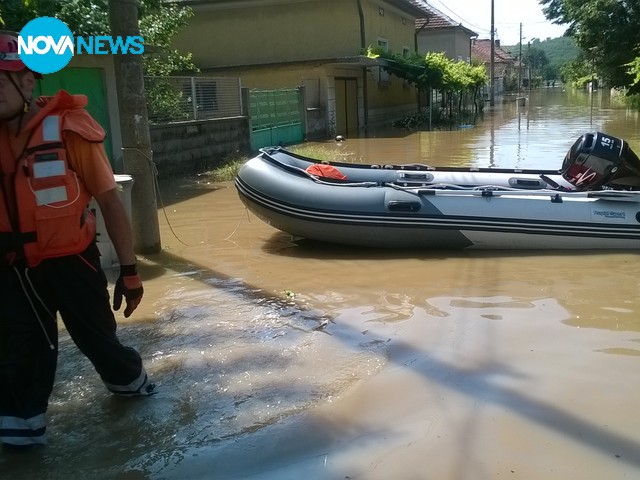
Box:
150 116 251 178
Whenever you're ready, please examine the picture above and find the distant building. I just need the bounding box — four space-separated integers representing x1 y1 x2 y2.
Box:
472 39 527 95
410 0 478 62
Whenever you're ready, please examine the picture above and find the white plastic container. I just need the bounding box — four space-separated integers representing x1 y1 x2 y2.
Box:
89 174 134 269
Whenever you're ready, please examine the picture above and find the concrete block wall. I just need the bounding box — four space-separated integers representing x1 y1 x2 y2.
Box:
149 116 251 178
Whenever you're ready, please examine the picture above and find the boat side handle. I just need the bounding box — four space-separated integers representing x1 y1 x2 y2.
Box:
387 201 421 212
398 172 435 181
509 177 546 189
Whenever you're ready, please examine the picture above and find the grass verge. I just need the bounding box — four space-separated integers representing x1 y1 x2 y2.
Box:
202 144 337 182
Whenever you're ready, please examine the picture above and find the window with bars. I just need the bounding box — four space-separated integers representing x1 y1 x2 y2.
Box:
195 81 218 113
377 38 390 85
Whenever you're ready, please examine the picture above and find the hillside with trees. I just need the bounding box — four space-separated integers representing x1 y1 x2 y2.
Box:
504 36 580 82
540 0 640 94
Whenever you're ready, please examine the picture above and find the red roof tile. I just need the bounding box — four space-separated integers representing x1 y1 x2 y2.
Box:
409 0 477 37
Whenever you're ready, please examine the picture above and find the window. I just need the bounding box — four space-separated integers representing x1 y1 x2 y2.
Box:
402 47 411 88
377 38 390 85
195 81 218 114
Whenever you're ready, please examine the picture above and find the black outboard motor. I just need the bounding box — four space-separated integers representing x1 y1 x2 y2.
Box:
561 132 640 190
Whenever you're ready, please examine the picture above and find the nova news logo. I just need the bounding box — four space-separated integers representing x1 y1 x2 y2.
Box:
18 16 144 74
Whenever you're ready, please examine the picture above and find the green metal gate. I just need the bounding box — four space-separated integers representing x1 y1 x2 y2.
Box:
249 88 304 151
35 68 113 163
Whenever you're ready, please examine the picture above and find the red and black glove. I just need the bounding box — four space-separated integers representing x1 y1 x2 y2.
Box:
113 263 144 318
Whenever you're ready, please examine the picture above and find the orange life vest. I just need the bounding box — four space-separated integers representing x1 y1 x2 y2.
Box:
0 91 106 267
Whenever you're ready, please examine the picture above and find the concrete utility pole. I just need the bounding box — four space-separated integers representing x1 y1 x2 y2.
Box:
490 0 495 106
108 0 161 254
518 22 523 93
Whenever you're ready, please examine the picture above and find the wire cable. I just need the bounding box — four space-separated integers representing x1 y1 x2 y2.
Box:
120 147 190 247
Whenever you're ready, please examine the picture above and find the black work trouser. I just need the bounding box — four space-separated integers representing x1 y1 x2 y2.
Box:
0 242 146 446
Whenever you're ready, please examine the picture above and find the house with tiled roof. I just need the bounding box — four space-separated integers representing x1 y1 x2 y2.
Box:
410 0 478 62
471 38 525 95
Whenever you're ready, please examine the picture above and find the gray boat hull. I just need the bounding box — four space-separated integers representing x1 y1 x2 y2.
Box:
235 148 640 250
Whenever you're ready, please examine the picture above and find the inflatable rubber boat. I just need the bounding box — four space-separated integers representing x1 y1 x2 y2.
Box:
235 132 640 249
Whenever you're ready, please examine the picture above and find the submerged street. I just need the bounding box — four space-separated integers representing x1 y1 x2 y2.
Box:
2 88 640 479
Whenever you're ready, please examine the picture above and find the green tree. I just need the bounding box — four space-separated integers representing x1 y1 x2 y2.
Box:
367 48 443 93
439 55 487 113
540 0 640 88
505 37 579 82
4 0 196 75
626 56 640 95
367 48 487 114
0 0 196 121
560 59 593 87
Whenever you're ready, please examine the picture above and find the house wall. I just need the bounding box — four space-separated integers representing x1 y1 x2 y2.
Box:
173 0 361 68
173 0 422 136
365 68 417 127
362 0 416 51
417 29 472 62
361 0 419 127
209 64 324 90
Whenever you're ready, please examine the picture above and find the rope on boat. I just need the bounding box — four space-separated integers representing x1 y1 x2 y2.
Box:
387 183 640 201
384 182 543 194
389 182 530 191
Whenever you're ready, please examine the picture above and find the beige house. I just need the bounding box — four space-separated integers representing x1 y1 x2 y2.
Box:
412 1 477 62
171 0 429 138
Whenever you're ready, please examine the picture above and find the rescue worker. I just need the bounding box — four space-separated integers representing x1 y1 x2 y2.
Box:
0 31 154 450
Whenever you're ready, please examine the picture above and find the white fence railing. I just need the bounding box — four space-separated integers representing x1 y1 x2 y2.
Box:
145 76 243 123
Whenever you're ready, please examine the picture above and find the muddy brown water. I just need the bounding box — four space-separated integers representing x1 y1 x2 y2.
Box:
3 88 640 479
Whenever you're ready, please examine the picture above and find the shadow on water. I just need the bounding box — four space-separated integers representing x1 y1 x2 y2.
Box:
4 246 639 478
140 251 640 475
262 233 639 261
155 178 224 209
1 250 336 479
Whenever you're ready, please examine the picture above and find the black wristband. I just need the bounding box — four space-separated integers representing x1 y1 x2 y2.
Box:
120 263 138 276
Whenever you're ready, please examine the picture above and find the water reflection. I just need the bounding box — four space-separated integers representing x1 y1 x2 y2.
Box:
256 232 640 338
314 88 640 171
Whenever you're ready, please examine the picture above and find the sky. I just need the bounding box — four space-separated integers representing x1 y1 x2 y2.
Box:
426 0 569 45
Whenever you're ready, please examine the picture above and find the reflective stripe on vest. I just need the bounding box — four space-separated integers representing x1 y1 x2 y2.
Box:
41 115 60 142
31 153 69 206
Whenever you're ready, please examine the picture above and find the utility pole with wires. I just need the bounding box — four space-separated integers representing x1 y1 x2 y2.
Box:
490 0 495 106
108 0 161 254
518 22 523 93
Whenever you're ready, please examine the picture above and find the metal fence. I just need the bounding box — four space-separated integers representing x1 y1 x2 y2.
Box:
144 76 243 123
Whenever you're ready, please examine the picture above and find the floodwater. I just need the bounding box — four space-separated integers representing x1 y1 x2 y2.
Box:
3 88 640 479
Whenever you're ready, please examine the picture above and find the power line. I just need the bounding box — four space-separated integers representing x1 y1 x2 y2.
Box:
424 0 564 41
426 0 492 35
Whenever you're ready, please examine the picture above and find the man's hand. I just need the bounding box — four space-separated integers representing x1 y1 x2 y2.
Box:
113 264 144 318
